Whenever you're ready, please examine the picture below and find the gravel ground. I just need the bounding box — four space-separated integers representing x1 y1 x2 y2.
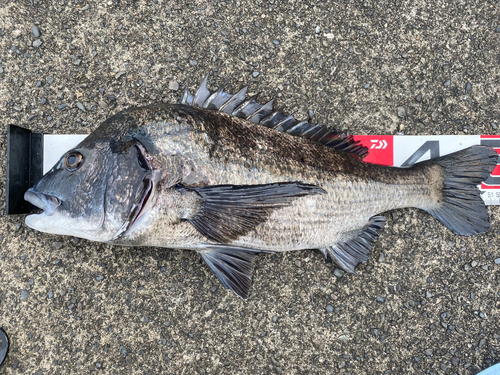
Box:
1 0 499 374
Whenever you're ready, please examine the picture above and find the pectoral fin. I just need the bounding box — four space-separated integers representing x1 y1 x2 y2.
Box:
179 182 324 243
197 245 271 299
320 216 387 274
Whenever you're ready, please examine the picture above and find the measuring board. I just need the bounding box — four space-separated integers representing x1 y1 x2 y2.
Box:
6 124 500 214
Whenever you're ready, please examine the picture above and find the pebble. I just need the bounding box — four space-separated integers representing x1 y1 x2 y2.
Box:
52 241 63 249
494 258 500 264
333 269 345 278
168 81 179 90
141 315 149 323
415 94 422 102
465 82 472 94
76 102 85 111
189 59 198 66
58 104 67 110
95 362 102 369
326 305 334 313
444 80 451 87
376 296 384 303
315 26 321 34
272 39 280 45
33 40 42 48
13 105 22 111
451 356 460 366
471 260 478 267
364 83 370 89
252 71 260 78
21 290 29 300
397 106 406 118
119 346 127 356
0 67 3 74
307 109 314 119
48 291 54 299
40 97 47 105
32 26 41 38
424 349 432 356
96 275 104 281
46 76 54 84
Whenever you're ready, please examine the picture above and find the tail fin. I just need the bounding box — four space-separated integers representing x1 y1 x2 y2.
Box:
425 145 497 235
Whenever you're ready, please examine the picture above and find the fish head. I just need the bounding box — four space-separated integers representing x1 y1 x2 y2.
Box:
25 136 156 242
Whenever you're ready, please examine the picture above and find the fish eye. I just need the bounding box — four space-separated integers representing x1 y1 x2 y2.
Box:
65 151 84 171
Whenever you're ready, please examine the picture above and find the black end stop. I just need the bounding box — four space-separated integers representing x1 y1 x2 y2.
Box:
6 125 43 215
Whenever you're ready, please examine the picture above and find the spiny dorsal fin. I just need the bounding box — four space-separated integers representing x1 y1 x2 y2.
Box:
179 74 368 159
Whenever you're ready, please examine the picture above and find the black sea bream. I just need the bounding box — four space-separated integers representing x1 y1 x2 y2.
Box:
24 76 497 298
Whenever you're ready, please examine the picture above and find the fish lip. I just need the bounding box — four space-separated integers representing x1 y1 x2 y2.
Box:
24 188 61 216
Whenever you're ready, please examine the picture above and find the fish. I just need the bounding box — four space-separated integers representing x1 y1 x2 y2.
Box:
24 74 498 298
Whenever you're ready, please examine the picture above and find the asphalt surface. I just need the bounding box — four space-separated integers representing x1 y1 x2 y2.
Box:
0 0 499 374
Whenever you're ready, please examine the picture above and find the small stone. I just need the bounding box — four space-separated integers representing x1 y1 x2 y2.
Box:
96 275 104 281
376 296 384 303
40 97 47 105
440 312 448 319
58 104 67 110
451 356 460 366
397 106 406 118
333 269 345 278
465 82 472 94
168 81 179 90
415 94 422 102
471 260 478 267
252 71 260 78
272 39 280 45
189 59 197 66
364 83 370 89
119 346 127 356
21 290 29 300
444 80 451 87
46 76 54 84
73 58 81 66
13 105 22 111
33 40 42 48
326 305 334 313
0 66 3 74
141 315 149 323
32 26 41 38
115 71 126 79
272 315 278 323
426 291 432 298
48 291 54 299
431 112 438 122
492 123 498 130
307 109 314 119
424 349 432 356
53 241 63 249
315 26 321 34
494 258 500 264
95 362 102 369
76 102 85 111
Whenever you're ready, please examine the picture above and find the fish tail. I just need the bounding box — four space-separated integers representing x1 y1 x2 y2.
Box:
424 145 497 235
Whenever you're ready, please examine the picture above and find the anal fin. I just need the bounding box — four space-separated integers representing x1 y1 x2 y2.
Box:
197 245 270 299
320 216 387 274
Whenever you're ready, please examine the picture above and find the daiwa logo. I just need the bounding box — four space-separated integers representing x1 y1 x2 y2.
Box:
370 139 388 149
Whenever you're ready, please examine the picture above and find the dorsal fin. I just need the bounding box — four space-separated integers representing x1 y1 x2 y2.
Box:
179 74 368 159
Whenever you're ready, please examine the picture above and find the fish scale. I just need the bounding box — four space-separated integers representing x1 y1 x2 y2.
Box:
23 75 498 299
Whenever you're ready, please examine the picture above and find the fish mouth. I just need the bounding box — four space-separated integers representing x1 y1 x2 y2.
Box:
24 188 61 216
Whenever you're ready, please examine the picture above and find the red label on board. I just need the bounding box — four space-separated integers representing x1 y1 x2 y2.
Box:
353 135 394 166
